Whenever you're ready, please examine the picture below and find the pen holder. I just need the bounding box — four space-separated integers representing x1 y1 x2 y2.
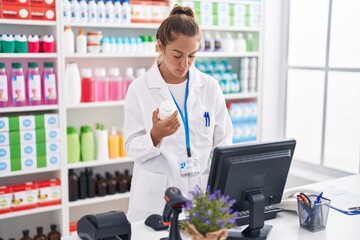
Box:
297 195 331 232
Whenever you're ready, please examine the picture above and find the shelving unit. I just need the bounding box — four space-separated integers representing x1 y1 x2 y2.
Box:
0 0 263 238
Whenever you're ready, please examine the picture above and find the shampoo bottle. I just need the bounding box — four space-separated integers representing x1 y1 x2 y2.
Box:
0 63 9 107
26 62 42 105
42 62 58 105
10 62 26 106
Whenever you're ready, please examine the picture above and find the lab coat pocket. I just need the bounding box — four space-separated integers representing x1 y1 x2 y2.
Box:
132 168 168 214
198 117 215 136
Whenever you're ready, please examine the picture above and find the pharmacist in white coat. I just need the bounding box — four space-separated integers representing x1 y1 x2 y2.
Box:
124 5 233 222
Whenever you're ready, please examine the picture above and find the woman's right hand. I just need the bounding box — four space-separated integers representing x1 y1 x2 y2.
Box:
150 108 181 146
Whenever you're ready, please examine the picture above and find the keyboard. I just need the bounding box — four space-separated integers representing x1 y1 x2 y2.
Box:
235 206 284 226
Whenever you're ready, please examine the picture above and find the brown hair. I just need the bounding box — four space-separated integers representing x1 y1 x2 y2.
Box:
156 5 200 47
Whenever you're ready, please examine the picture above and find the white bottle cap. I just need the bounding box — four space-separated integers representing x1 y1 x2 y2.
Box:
109 68 120 77
81 68 92 78
159 100 176 120
126 67 133 78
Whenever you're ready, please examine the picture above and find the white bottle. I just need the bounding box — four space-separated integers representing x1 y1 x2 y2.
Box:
76 29 87 54
78 0 88 23
97 0 106 23
105 0 114 24
88 0 97 23
65 62 81 104
122 0 131 24
235 33 247 52
70 0 80 23
62 0 71 23
159 100 176 120
223 32 235 53
95 126 109 161
114 0 122 24
63 26 75 54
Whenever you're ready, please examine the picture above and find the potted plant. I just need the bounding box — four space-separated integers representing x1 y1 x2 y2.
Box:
181 185 239 240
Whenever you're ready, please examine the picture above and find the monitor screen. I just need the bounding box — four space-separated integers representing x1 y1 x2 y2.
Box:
207 139 296 239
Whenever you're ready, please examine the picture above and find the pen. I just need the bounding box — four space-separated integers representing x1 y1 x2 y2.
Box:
348 206 360 211
314 192 323 204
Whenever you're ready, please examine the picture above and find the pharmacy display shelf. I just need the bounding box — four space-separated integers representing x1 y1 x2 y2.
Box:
0 19 57 26
0 53 58 58
65 22 159 29
0 167 61 178
64 53 157 59
0 205 62 220
0 105 59 114
68 192 131 208
66 101 124 109
201 26 260 32
197 52 260 58
224 93 258 100
67 157 133 170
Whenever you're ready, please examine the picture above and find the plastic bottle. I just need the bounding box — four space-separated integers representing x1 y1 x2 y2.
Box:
47 224 61 240
70 0 80 23
247 33 255 52
88 0 97 23
114 0 122 24
223 32 235 53
95 174 107 196
97 0 106 23
0 63 9 107
159 100 176 120
235 33 247 52
68 169 79 201
80 125 95 161
63 26 75 54
63 0 72 23
85 168 96 198
67 127 80 163
42 62 58 105
76 29 87 54
105 0 114 23
28 35 40 53
78 171 87 199
94 68 109 102
214 32 222 52
95 123 109 161
26 62 42 105
122 67 134 99
105 172 117 195
2 34 15 53
108 127 120 159
118 129 126 157
33 226 46 240
204 32 214 52
65 62 81 104
81 68 95 102
14 34 28 53
42 35 56 53
122 0 131 24
20 229 32 240
78 0 88 23
108 68 122 101
115 171 128 193
10 62 26 106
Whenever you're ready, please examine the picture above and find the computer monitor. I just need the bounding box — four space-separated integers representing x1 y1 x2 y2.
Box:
207 139 296 239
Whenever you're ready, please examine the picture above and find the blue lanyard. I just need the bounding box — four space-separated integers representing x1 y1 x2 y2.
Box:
169 74 191 157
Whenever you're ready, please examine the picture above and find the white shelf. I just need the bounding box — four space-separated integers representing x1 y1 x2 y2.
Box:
201 26 260 32
65 22 159 29
67 157 133 169
0 205 62 220
0 19 56 26
65 53 156 58
0 105 59 113
224 93 258 100
68 192 131 208
0 167 61 178
0 53 58 58
197 52 259 58
66 101 124 109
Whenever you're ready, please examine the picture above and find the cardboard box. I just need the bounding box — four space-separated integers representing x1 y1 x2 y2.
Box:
1 4 30 20
37 178 61 206
0 132 9 146
131 0 152 23
0 159 11 174
46 154 60 168
36 113 59 129
151 1 169 23
21 156 36 170
0 146 10 160
29 0 55 8
2 0 29 6
11 181 38 211
0 117 9 132
29 6 56 21
0 185 12 214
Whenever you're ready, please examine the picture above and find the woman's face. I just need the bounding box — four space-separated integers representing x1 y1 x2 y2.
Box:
159 33 200 83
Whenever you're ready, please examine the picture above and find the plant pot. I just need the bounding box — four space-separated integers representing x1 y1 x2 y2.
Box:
185 223 228 240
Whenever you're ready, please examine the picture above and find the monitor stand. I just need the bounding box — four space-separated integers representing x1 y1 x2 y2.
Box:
228 190 272 240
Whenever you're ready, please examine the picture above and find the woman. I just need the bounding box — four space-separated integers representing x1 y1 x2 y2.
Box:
124 5 233 222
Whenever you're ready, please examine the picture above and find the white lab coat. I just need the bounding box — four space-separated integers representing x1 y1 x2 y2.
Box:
124 62 233 222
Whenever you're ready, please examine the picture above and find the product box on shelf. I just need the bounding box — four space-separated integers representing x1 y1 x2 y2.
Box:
37 178 61 207
29 6 56 21
1 114 59 132
46 154 60 168
0 145 10 160
151 1 169 23
29 0 55 8
0 185 12 214
10 181 38 211
131 0 152 23
21 156 37 170
1 4 30 20
35 113 59 129
0 159 10 174
1 0 30 6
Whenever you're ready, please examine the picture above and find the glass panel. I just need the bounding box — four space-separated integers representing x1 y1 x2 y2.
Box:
329 0 360 69
288 0 329 67
324 72 360 173
285 69 325 164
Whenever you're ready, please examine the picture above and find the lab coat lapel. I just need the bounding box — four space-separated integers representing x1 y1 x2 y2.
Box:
187 68 202 108
147 63 172 101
